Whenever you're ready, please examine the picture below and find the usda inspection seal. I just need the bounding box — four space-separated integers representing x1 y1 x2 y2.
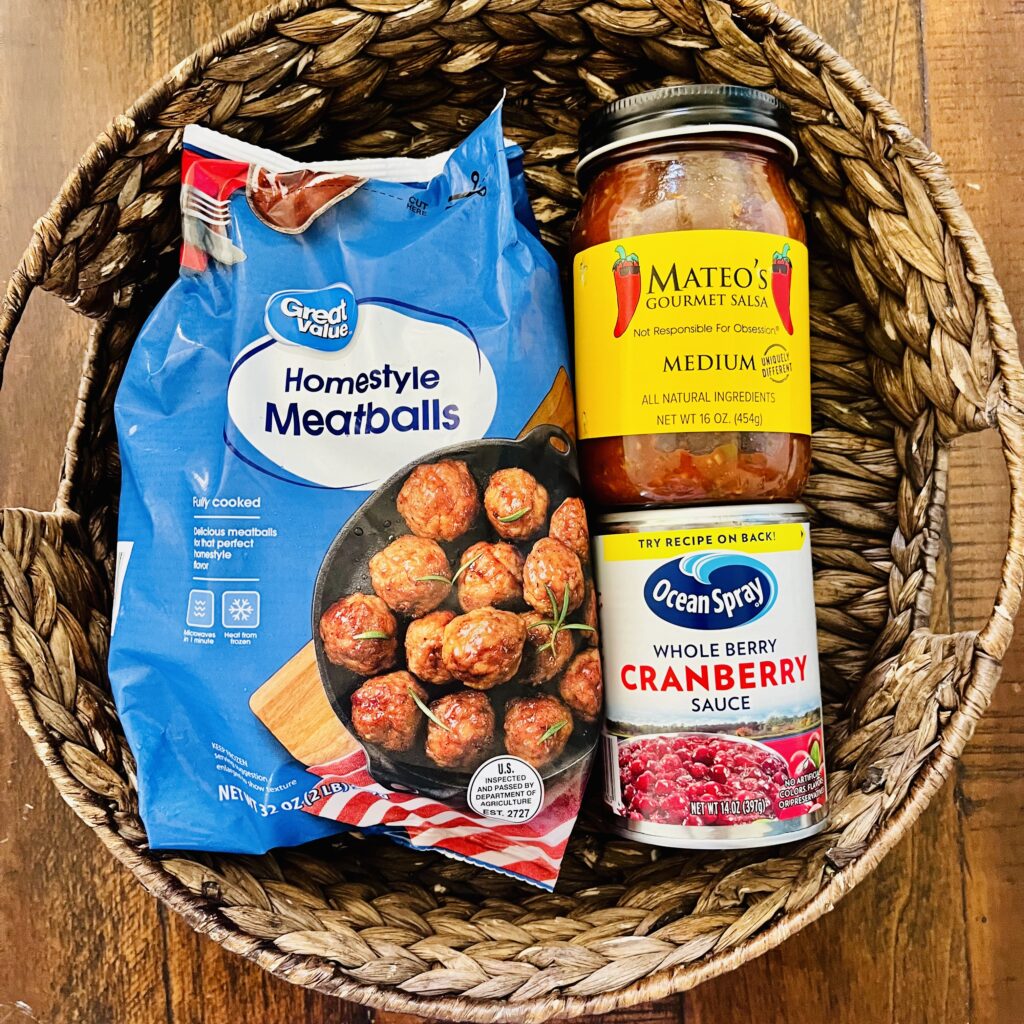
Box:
468 756 544 823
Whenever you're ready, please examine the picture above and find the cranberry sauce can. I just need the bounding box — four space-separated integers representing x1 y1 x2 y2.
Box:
593 504 827 848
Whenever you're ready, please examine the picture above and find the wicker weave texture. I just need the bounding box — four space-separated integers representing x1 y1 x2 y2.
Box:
1 0 1022 1020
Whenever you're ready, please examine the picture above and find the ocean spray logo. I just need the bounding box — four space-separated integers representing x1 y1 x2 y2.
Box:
644 551 777 629
265 283 358 352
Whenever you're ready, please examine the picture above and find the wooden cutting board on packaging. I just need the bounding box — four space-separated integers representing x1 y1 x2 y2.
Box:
249 368 575 766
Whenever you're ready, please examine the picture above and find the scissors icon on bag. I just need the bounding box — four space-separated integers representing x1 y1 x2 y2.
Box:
447 170 487 207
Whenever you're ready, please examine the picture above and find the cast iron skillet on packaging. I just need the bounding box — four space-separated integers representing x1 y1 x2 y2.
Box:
311 424 597 804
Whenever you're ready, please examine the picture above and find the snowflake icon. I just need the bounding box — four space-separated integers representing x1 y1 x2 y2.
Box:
222 590 260 629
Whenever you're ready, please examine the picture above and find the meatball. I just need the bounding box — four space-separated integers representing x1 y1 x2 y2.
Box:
522 538 585 615
369 535 450 616
581 582 599 648
549 497 590 563
484 468 549 540
518 611 575 685
319 593 397 675
425 690 495 770
559 649 603 722
504 694 574 769
396 460 479 541
405 609 456 684
442 608 526 689
457 541 525 612
350 671 426 752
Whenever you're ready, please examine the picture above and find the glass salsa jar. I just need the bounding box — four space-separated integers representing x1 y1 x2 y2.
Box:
571 85 810 508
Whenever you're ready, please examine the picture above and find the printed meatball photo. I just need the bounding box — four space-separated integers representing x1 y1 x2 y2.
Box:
484 467 549 539
504 694 574 769
425 691 495 770
350 672 426 752
523 537 585 614
369 535 450 616
580 582 600 647
397 459 479 541
559 649 603 722
456 541 524 611
442 608 526 689
405 609 455 684
549 497 591 563
319 594 397 675
519 611 575 685
311 430 604 806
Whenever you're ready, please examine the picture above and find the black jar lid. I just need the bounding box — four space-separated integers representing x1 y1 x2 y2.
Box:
576 84 797 183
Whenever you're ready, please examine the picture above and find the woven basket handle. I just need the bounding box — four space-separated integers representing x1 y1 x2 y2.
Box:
0 246 42 389
0 239 99 514
0 108 144 386
975 392 1024 666
922 167 1024 673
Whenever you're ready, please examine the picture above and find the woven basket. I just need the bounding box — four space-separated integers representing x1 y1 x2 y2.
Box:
1 0 1021 1019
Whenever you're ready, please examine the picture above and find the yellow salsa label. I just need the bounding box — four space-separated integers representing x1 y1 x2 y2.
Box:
572 230 810 441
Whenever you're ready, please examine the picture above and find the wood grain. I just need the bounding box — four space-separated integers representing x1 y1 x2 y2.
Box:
0 2 1020 1023
923 3 1024 1021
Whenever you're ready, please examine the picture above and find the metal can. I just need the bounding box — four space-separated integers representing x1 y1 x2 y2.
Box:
593 503 827 849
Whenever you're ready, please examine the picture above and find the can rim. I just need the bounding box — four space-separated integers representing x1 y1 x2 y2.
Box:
610 815 828 850
596 502 808 530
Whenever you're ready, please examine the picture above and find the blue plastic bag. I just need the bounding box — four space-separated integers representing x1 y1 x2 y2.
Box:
110 105 591 882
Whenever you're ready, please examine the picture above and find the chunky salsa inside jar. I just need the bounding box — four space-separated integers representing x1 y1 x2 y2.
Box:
572 87 810 508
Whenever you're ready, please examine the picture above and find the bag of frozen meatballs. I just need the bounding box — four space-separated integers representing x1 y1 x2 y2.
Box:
109 103 601 889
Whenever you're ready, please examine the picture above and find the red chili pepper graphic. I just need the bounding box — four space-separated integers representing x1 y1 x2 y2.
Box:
612 244 641 338
771 242 794 335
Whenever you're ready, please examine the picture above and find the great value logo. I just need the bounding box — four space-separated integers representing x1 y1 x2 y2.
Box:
644 551 777 630
265 283 358 352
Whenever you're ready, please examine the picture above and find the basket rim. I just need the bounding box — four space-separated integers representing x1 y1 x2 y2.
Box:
1 0 1022 1019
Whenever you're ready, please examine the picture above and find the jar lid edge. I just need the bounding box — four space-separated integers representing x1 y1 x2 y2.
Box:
577 85 797 180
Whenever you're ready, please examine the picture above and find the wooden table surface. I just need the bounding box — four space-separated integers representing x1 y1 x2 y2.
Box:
1 2 1021 1022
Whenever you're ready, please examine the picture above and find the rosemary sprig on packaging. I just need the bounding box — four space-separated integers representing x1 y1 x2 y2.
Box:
540 719 569 742
536 584 595 654
497 506 531 524
414 552 482 587
408 686 452 733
